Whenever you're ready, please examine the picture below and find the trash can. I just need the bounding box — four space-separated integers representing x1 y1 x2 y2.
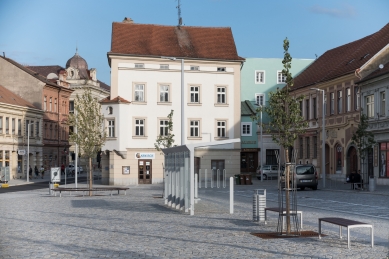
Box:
234 174 240 185
245 174 252 185
253 189 266 222
369 176 376 192
239 174 246 185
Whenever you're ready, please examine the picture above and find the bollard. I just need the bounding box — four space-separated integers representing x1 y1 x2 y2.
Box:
230 177 234 214
195 173 198 204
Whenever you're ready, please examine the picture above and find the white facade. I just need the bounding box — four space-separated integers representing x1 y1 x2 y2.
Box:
102 56 242 185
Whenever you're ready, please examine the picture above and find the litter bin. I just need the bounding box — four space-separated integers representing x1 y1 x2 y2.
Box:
234 174 240 185
245 174 252 185
239 174 246 185
253 189 266 222
369 176 376 192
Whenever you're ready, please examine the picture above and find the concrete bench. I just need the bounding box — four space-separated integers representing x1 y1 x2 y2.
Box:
51 187 129 197
265 207 303 229
318 217 373 249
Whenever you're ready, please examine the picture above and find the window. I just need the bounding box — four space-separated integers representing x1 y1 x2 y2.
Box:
277 71 286 84
299 101 303 117
255 70 265 84
108 120 115 137
190 120 199 137
159 85 169 102
0 116 2 133
160 64 169 69
25 120 29 136
69 101 74 113
217 121 226 138
305 99 310 120
337 90 342 114
108 106 113 115
44 96 47 111
5 117 9 134
135 119 144 136
241 122 252 136
255 93 265 106
380 143 389 178
346 88 351 112
324 94 327 116
313 97 317 119
36 121 39 137
18 119 21 135
12 118 15 135
299 137 303 159
49 97 52 111
217 67 226 72
135 63 144 68
190 86 199 103
190 66 199 71
49 125 52 139
159 120 169 136
366 94 374 118
54 98 57 112
306 137 310 159
354 86 360 110
380 92 385 116
313 136 317 158
330 92 335 115
30 121 34 136
217 87 226 104
134 84 145 102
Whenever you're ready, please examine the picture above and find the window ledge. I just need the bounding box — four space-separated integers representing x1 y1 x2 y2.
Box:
157 102 172 106
187 103 202 106
187 137 202 140
214 103 229 107
132 101 147 105
132 136 147 139
107 137 117 140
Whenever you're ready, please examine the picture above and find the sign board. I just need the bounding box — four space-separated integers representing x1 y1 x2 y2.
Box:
134 153 155 159
18 150 26 156
51 167 61 183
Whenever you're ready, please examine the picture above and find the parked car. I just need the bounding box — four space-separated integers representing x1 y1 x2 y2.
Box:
281 164 318 190
256 165 284 180
66 164 84 176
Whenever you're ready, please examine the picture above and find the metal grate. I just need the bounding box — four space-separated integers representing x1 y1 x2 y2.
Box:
250 231 326 239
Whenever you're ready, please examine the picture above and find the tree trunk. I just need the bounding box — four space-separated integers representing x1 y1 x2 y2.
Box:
89 157 93 196
285 148 291 234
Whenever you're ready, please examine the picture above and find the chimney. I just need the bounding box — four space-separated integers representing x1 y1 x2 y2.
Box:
123 17 134 23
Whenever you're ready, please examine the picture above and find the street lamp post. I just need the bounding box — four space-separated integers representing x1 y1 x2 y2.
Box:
161 56 185 145
311 88 326 188
26 123 32 183
258 104 263 182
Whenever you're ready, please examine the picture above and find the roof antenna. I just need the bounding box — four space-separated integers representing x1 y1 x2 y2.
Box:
177 0 182 26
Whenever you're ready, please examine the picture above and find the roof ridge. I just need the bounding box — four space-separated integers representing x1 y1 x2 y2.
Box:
112 22 231 30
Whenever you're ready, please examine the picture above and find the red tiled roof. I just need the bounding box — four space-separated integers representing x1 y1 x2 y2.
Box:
26 65 65 78
100 96 130 104
109 22 244 61
98 80 111 91
0 84 39 109
292 23 389 90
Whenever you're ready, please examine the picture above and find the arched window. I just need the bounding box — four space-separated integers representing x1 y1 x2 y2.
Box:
335 143 342 173
108 106 113 115
44 124 47 138
50 125 53 139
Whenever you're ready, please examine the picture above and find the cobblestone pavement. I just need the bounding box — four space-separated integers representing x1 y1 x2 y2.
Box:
0 179 388 258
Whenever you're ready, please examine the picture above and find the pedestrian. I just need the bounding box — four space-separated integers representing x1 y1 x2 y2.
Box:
34 166 39 178
41 166 45 179
61 164 65 175
29 166 32 180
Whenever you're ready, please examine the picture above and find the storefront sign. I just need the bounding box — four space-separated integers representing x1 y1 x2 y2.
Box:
241 148 260 152
122 166 130 175
135 153 155 159
242 141 256 144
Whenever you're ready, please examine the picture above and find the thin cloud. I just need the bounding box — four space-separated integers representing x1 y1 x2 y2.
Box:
309 4 356 18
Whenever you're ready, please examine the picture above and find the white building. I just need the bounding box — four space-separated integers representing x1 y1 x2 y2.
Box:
101 18 244 185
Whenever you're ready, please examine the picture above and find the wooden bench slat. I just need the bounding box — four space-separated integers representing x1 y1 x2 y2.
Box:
319 217 366 227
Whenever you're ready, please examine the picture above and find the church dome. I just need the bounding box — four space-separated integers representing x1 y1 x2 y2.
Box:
66 49 89 79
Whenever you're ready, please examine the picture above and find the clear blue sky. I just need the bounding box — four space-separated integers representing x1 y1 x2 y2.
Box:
0 0 388 85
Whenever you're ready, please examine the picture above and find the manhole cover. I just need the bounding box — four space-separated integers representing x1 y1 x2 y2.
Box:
250 231 325 239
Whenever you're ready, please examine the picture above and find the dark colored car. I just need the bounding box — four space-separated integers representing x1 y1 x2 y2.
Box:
281 164 318 190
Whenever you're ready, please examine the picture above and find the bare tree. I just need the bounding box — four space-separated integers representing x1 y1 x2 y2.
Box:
68 88 106 196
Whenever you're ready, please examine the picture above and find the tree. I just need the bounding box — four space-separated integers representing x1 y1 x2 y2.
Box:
351 113 376 181
68 88 106 196
251 38 307 234
154 110 175 151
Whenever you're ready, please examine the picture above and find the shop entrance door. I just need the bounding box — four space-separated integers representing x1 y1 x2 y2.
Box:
138 159 152 184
